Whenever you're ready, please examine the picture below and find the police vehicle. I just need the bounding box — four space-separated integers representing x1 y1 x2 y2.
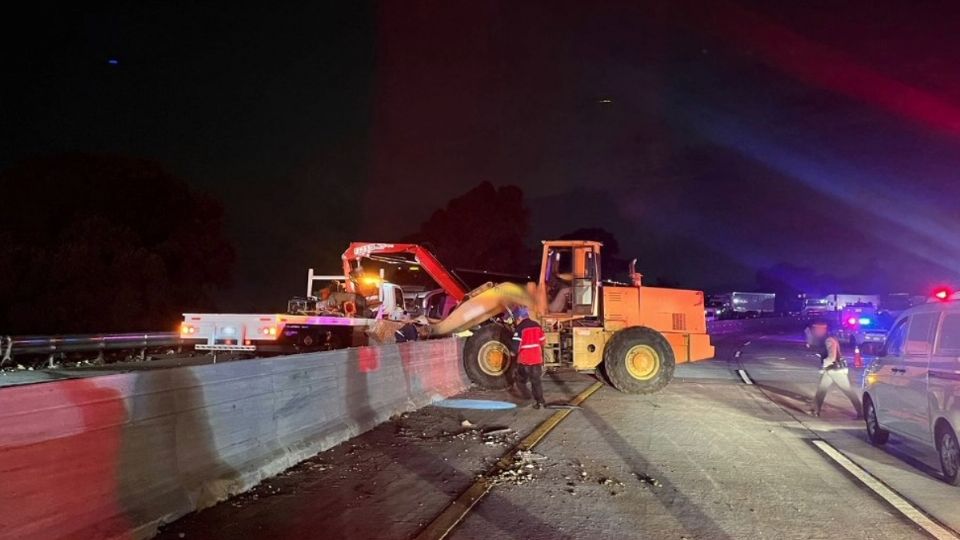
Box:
862 287 960 485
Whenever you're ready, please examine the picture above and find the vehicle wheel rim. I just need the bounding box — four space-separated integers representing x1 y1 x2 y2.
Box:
942 432 960 478
478 341 509 377
866 403 879 436
625 345 660 381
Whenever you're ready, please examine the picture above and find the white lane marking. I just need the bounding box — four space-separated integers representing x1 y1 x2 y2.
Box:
744 341 752 347
812 440 960 540
736 369 754 385
734 350 742 358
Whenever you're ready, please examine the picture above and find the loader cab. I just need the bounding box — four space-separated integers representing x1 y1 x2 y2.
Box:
540 241 602 319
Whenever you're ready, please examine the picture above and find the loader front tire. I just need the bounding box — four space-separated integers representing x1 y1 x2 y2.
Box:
463 324 514 389
603 327 675 394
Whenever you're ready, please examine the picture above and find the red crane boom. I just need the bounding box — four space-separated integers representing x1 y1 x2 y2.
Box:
341 243 468 302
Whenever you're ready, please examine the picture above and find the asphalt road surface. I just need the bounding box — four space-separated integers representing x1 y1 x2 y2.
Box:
159 329 958 539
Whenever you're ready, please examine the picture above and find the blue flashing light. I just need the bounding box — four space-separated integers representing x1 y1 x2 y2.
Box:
858 317 871 325
107 58 119 65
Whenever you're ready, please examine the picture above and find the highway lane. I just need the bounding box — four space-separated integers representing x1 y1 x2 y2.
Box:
158 329 941 539
738 330 960 536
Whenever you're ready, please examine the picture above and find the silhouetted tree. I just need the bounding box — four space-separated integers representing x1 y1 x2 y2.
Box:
406 182 530 273
0 155 234 333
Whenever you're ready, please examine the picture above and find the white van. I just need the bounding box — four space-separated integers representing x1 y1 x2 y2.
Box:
862 294 960 484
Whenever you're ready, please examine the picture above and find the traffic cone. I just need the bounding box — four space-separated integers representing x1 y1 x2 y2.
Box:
853 347 863 368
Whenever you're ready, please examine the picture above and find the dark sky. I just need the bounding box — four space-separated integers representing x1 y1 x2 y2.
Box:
4 1 960 310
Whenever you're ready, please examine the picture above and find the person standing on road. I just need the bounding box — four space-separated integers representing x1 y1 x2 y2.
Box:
806 320 863 418
510 307 546 409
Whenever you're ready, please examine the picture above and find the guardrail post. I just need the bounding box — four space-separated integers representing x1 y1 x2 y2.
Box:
1 336 11 368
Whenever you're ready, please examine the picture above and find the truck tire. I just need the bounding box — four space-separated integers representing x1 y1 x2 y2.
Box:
463 324 514 389
603 326 675 394
864 395 889 445
937 422 960 486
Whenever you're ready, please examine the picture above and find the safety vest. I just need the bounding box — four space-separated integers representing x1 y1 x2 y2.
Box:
512 318 545 366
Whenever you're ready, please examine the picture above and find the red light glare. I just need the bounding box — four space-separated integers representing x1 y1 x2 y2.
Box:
934 288 952 301
847 317 858 325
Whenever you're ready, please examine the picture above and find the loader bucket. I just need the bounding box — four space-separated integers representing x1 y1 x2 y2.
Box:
429 282 534 336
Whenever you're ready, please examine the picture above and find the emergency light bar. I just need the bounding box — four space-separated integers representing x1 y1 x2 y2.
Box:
933 287 953 301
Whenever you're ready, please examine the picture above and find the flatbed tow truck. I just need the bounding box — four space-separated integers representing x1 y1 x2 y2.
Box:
181 243 469 354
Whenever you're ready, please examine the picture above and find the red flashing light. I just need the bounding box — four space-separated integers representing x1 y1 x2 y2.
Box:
847 317 858 326
934 287 952 301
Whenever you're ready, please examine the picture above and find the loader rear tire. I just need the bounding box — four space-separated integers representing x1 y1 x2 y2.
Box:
463 324 513 390
463 324 514 389
603 327 675 394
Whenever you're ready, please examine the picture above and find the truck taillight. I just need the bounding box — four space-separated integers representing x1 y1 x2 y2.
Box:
181 323 197 335
260 326 278 336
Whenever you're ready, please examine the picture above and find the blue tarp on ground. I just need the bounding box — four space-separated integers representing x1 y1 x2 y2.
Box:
433 398 517 410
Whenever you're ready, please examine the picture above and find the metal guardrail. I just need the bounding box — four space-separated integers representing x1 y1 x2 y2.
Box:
1 332 196 367
706 315 811 335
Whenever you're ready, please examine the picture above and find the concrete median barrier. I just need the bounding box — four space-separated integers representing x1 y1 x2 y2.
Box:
0 338 467 540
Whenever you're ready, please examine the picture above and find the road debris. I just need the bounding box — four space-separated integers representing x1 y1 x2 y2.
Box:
545 402 582 410
482 426 516 447
598 476 625 487
488 450 549 486
305 462 333 472
635 473 662 488
395 417 519 449
569 460 590 481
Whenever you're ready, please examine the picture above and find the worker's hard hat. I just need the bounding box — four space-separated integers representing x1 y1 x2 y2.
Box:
513 306 529 319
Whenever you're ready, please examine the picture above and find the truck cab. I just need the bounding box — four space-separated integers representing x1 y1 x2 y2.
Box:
183 271 408 355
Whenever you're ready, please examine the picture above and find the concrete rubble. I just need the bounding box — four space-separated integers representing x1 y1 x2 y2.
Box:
487 450 549 487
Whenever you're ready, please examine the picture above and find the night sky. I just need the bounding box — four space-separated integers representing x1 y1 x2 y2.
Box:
4 1 960 310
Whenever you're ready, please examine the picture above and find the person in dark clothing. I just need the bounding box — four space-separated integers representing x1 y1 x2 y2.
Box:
806 320 863 418
394 322 420 343
509 307 546 408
